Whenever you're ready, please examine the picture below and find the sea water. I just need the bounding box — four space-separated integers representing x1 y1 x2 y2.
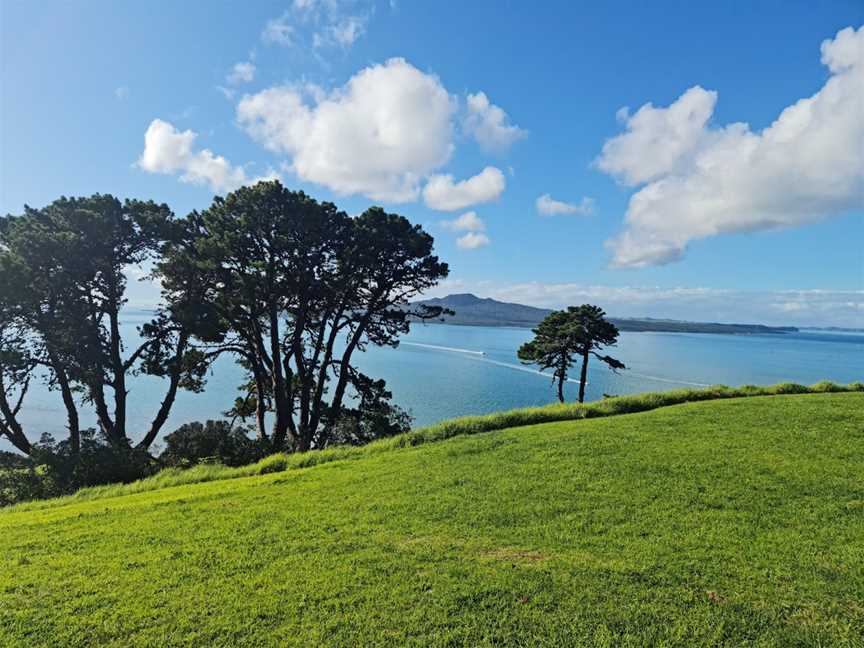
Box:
6 316 862 449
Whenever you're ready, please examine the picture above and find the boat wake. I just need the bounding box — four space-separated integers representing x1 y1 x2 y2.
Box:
401 341 708 388
401 341 485 356
470 356 585 384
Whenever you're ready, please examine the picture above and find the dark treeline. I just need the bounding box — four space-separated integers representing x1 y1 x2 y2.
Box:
0 181 449 501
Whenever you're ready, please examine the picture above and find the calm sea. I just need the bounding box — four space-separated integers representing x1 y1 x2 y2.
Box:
7 316 863 450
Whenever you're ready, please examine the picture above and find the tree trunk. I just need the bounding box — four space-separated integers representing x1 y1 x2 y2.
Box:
556 366 565 403
253 368 268 441
268 306 291 449
326 317 370 443
91 380 119 442
0 372 31 455
578 350 589 403
53 365 80 454
44 348 80 454
307 304 347 442
138 333 188 450
107 303 127 442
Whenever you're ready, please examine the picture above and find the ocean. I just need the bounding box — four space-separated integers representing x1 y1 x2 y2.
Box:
6 317 862 450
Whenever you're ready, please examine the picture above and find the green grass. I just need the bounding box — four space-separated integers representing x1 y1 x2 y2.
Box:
1 392 863 646
10 381 864 512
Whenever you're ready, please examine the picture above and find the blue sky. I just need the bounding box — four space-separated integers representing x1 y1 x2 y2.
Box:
1 1 862 326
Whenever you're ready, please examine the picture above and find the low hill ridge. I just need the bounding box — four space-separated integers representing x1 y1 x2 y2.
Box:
413 293 798 334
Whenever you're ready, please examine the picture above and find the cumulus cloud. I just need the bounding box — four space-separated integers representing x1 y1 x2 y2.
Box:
536 194 595 216
463 91 526 153
137 119 277 192
423 166 506 211
227 62 256 85
596 86 717 186
456 232 490 250
597 25 864 268
237 58 455 202
441 211 485 232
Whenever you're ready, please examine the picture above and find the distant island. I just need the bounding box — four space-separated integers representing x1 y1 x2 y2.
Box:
412 293 799 335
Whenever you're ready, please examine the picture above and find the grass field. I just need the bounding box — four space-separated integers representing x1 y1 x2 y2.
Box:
2 392 863 646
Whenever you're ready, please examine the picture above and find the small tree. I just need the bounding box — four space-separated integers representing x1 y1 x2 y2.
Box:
518 304 625 403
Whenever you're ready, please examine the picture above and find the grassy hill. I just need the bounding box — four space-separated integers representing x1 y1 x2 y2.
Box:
2 392 863 646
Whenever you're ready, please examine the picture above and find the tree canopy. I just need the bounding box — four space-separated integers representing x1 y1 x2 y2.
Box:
1 180 450 502
157 180 449 451
0 195 208 454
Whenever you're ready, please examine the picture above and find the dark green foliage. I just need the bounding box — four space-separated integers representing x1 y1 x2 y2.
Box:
518 304 624 403
0 430 154 506
327 374 412 446
0 194 207 455
158 180 448 452
159 420 267 468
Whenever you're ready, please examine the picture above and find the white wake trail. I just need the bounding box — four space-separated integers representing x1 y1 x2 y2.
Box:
402 341 707 388
401 341 486 356
470 356 585 384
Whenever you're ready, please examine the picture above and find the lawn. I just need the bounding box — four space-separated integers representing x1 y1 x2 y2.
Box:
2 392 863 647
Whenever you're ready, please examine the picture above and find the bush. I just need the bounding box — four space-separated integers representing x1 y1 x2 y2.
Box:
810 380 844 393
0 429 156 507
769 382 810 395
159 420 267 468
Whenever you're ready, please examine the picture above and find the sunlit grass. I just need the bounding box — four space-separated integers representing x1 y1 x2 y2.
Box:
8 381 863 511
1 392 862 646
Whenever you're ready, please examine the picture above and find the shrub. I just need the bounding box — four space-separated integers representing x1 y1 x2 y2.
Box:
810 380 844 393
159 420 268 468
1 429 156 507
769 382 810 394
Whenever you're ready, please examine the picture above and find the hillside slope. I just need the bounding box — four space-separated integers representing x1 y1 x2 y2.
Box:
2 393 863 647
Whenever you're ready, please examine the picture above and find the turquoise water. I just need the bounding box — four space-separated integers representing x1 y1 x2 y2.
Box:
6 318 862 450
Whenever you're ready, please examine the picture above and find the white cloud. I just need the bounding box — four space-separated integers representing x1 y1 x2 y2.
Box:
237 58 455 202
319 15 367 47
441 211 485 232
265 2 369 51
596 86 717 186
597 25 864 268
463 91 526 153
114 86 129 101
423 166 505 211
456 232 490 250
227 61 256 85
262 13 294 45
137 119 277 192
536 194 595 216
